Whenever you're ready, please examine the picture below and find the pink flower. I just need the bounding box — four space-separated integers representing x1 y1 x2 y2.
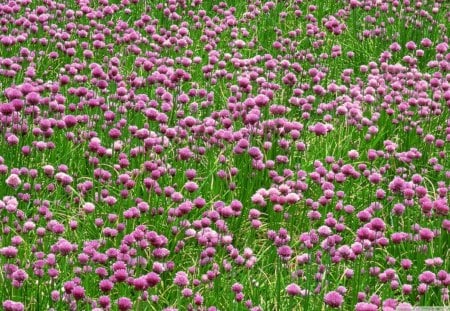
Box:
418 271 435 284
143 272 160 287
72 286 85 300
133 276 148 291
285 283 305 296
309 122 328 136
98 296 110 308
99 279 114 292
2 300 24 311
51 290 60 302
231 283 244 293
6 134 19 146
420 38 432 48
83 202 95 213
184 181 199 192
117 297 133 311
174 271 189 287
178 147 193 160
417 283 428 295
369 218 386 231
436 42 448 53
277 245 292 261
0 246 18 258
419 228 434 242
355 302 378 311
324 291 344 308
400 259 412 270
6 174 21 188
405 41 416 50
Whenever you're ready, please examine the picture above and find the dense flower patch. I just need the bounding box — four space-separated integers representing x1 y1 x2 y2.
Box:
0 0 449 310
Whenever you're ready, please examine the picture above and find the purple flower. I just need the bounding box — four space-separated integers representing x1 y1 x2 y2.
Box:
98 296 110 308
117 297 133 311
99 279 114 292
400 259 412 270
355 302 378 311
419 228 435 242
184 181 199 192
51 290 60 302
72 286 85 300
2 300 24 311
369 218 386 231
231 283 243 293
133 276 148 291
0 246 18 258
418 271 435 284
402 284 413 295
309 122 329 136
114 269 128 282
5 174 21 188
417 283 428 294
324 291 344 308
178 147 193 160
174 271 189 287
277 245 292 261
285 283 305 296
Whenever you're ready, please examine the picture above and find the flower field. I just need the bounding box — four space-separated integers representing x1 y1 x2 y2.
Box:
0 0 449 310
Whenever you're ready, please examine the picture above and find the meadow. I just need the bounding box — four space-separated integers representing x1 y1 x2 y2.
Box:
0 0 449 310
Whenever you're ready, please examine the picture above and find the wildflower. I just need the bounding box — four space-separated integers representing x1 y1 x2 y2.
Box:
0 246 18 258
6 174 21 188
309 122 328 136
418 271 435 284
98 296 110 308
231 283 243 293
324 291 344 308
277 245 292 261
285 283 304 296
355 302 378 311
72 286 85 300
174 271 189 287
117 297 133 311
419 228 435 242
2 300 24 311
99 279 114 292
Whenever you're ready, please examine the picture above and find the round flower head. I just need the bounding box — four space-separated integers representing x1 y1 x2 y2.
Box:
418 271 435 284
324 291 344 308
117 297 133 311
419 228 434 242
355 302 378 311
174 271 189 287
310 122 328 136
286 283 305 296
6 174 21 188
2 300 24 311
72 286 85 300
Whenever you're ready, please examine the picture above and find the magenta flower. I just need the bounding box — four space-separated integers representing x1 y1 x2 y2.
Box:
117 297 133 311
419 228 435 242
309 122 329 136
5 174 21 188
324 291 344 308
72 286 85 300
285 283 305 296
277 245 292 261
174 271 189 287
99 279 114 292
355 302 378 311
1 246 18 258
2 300 24 311
418 271 435 284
